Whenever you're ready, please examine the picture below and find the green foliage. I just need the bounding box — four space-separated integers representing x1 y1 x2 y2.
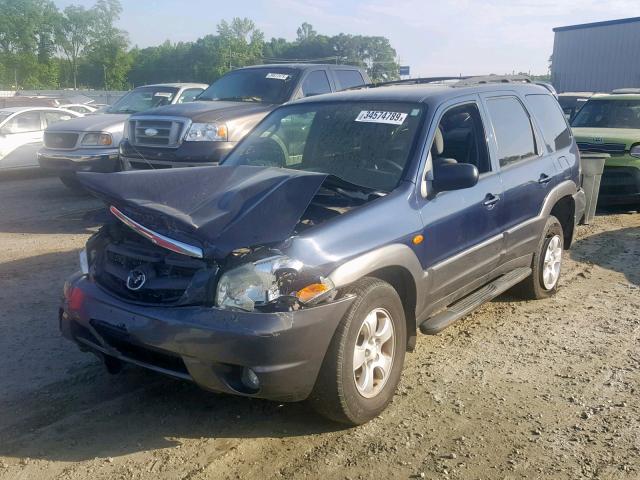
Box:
0 7 400 90
264 26 399 82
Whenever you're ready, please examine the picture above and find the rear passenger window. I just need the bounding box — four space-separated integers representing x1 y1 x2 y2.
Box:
526 94 572 151
335 70 365 90
301 71 331 97
487 96 537 167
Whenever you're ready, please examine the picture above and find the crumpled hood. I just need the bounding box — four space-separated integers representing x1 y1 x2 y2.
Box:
44 113 129 133
137 101 275 123
78 166 328 258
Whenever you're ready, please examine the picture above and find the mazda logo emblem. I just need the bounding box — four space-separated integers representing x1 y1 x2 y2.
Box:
144 128 159 137
126 269 147 291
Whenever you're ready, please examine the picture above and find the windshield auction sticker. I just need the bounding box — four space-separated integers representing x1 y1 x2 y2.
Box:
355 110 407 125
266 73 290 80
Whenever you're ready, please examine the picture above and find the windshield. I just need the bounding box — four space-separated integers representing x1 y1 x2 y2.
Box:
0 112 11 125
197 68 300 104
572 99 640 129
106 86 179 114
223 101 425 192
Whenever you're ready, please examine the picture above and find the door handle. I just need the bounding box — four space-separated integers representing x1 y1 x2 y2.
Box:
538 173 552 185
483 193 500 208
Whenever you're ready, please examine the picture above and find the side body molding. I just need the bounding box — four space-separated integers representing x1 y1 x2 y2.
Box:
328 243 428 315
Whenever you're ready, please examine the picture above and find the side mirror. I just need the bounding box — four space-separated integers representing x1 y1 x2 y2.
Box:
432 163 479 192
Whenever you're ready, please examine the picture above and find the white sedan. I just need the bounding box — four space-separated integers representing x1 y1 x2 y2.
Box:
0 106 81 171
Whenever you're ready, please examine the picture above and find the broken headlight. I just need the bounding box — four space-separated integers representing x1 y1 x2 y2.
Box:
215 256 334 312
215 256 300 311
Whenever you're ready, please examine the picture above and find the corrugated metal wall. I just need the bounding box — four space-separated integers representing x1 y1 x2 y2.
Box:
551 20 640 93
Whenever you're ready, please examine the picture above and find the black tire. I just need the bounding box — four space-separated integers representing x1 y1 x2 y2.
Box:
514 215 564 300
308 277 407 425
59 175 87 194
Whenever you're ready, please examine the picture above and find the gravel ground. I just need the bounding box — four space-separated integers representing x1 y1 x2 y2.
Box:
0 173 638 480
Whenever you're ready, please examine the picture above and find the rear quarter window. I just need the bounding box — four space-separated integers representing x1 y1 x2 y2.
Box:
335 70 366 90
526 94 572 152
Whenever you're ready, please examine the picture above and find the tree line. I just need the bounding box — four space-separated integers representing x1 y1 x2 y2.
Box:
0 0 400 91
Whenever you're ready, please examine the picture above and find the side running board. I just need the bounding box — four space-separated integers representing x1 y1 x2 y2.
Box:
419 267 532 335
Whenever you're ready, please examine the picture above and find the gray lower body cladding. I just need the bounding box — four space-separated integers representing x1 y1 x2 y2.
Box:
60 275 354 402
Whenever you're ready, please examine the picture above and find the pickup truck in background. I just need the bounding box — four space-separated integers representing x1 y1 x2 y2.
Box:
119 64 370 170
38 83 207 190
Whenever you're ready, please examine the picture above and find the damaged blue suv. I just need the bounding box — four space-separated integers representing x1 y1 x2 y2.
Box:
60 79 586 425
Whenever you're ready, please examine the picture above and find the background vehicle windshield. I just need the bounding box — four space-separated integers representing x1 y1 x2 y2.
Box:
223 101 425 192
197 68 299 104
106 86 179 114
572 99 640 128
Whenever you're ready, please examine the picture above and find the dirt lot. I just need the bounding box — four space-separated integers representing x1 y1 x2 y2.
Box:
0 173 638 480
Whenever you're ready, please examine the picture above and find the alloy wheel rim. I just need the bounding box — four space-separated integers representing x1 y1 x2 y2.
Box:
353 308 395 399
542 234 562 290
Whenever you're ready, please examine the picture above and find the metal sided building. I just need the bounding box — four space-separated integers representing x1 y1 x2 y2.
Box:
552 17 640 93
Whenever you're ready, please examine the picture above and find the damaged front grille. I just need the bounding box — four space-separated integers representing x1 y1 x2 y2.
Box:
92 226 217 305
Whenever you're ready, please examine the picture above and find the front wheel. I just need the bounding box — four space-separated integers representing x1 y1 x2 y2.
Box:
514 215 564 300
308 277 406 425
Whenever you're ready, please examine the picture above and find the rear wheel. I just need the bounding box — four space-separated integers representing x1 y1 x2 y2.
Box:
514 215 564 300
308 277 406 425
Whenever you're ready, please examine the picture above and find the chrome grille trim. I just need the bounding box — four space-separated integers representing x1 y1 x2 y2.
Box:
109 206 203 259
128 115 191 148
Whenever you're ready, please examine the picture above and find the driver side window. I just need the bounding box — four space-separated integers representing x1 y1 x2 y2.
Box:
431 103 491 174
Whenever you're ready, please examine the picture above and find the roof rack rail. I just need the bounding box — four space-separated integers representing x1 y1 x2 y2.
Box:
611 88 640 94
349 76 473 90
454 75 532 86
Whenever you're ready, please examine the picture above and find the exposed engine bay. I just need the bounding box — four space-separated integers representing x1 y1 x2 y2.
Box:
82 167 381 312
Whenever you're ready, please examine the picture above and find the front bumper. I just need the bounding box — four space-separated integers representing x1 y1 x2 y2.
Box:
598 164 640 206
60 275 354 402
119 140 235 170
38 148 120 175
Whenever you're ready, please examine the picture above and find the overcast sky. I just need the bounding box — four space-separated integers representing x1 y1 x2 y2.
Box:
55 0 637 76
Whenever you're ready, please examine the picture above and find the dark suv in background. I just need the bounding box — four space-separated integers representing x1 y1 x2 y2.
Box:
61 78 585 425
119 63 370 169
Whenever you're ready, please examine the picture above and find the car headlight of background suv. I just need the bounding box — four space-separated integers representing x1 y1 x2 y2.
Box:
630 144 640 158
81 132 112 146
215 255 335 312
185 123 228 142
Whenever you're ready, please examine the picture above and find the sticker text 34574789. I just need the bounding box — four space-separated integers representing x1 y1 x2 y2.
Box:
355 110 408 125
